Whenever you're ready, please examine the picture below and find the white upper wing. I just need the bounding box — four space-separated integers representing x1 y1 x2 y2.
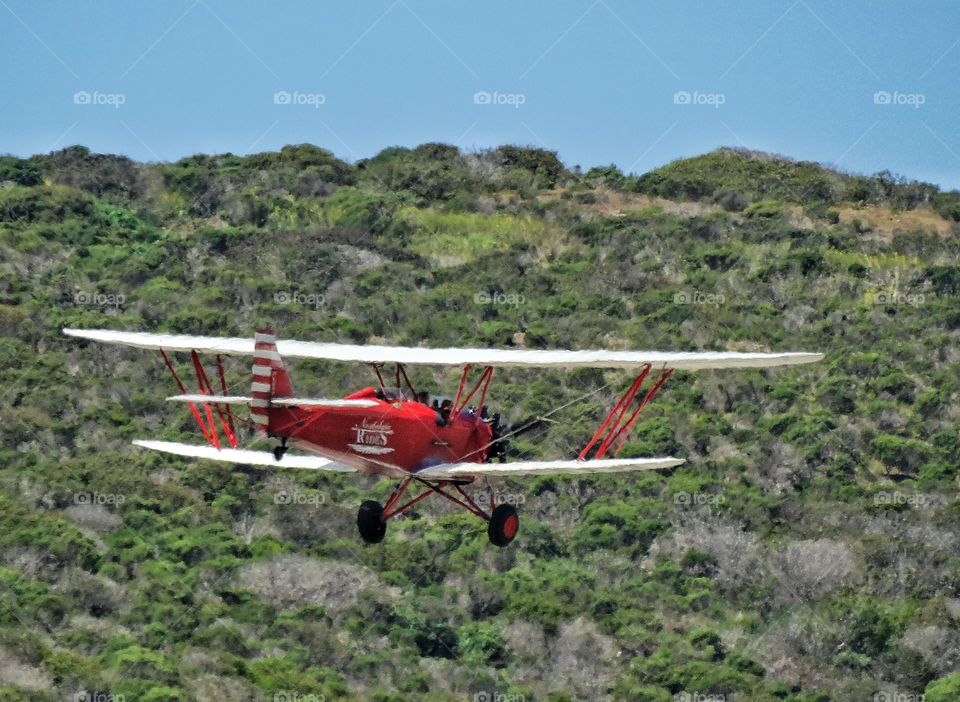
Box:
415 456 685 478
64 329 823 370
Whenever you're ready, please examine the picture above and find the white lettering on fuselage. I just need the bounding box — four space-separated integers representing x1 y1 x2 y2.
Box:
348 418 395 455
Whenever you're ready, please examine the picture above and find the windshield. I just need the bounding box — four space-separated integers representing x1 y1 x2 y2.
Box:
378 387 409 402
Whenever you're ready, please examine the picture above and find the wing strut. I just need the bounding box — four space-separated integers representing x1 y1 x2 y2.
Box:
452 365 494 416
159 348 240 449
579 365 674 460
215 355 237 442
395 363 417 398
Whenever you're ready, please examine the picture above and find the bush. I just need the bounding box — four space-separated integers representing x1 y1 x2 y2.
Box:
870 435 934 472
490 145 567 188
0 184 94 224
457 622 506 666
926 672 960 701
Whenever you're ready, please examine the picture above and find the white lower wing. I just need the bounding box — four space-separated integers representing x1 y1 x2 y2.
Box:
133 440 355 472
416 456 685 478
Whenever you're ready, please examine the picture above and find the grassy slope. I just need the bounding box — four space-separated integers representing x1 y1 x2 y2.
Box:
0 144 959 701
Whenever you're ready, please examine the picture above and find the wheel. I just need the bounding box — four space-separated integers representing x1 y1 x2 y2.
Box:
357 500 387 544
487 504 519 547
272 445 287 462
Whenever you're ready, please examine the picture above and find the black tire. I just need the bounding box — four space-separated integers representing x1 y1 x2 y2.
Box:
487 504 519 547
273 445 286 462
357 500 387 544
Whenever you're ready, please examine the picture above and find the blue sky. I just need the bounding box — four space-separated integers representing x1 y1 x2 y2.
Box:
3 0 959 188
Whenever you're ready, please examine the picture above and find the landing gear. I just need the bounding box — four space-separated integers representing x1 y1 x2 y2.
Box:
273 438 288 462
357 500 387 544
356 481 519 546
487 504 519 547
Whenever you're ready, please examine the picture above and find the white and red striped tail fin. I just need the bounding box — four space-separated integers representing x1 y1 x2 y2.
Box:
250 327 293 433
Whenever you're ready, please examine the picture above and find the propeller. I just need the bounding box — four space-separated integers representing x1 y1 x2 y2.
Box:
484 410 549 464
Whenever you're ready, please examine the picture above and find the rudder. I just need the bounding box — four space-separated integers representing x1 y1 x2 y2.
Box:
251 327 293 432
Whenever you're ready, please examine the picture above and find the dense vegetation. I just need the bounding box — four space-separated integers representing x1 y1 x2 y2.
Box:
1 142 960 701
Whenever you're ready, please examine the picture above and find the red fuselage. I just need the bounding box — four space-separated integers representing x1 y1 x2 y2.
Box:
268 388 493 477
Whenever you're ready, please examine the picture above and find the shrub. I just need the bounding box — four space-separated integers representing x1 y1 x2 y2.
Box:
926 672 960 702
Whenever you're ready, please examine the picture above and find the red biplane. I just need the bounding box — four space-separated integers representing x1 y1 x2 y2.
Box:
64 328 822 546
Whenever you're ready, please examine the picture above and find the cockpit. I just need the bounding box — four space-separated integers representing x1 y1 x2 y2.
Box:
348 386 496 431
373 387 409 403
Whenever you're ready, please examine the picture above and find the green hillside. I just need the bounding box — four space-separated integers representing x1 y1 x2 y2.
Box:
1 143 960 701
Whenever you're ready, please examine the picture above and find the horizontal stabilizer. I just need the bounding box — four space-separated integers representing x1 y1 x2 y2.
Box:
167 394 251 405
133 440 355 472
273 398 379 408
166 394 377 408
415 456 685 478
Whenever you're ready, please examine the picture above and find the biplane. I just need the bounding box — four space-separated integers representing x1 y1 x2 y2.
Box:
63 327 822 546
